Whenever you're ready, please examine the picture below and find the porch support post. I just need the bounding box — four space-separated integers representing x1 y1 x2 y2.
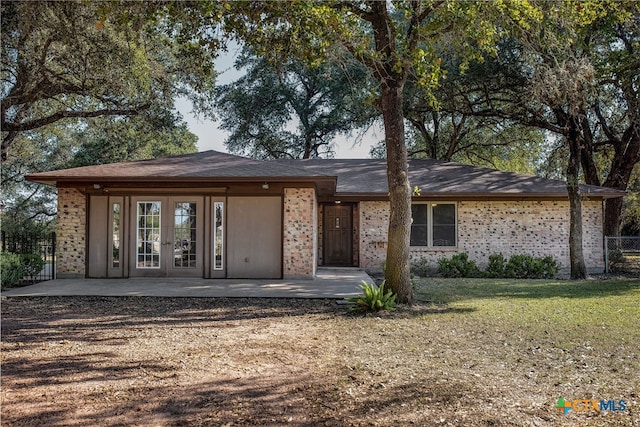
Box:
282 187 317 279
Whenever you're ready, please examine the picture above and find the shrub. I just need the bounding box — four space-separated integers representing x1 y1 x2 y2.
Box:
345 280 397 312
484 253 507 278
504 254 534 279
21 253 45 283
436 252 558 279
608 248 625 264
608 248 625 273
438 253 480 278
503 254 558 279
538 255 559 279
410 258 431 277
1 252 24 288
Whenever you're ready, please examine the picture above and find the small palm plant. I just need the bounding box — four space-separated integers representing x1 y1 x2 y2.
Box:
345 280 397 313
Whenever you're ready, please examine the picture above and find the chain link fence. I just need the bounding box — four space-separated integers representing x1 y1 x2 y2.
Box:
605 236 640 274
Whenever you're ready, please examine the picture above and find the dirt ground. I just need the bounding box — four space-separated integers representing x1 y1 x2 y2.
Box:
1 296 637 426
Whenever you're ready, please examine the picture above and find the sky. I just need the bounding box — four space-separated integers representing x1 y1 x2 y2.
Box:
175 44 380 159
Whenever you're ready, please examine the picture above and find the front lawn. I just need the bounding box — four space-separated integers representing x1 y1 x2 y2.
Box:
415 277 639 352
1 277 638 426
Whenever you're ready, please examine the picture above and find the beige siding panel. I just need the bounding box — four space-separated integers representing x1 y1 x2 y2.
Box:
227 197 282 278
88 195 109 278
107 196 125 278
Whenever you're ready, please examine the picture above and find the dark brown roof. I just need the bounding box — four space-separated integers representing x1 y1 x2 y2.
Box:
26 150 329 185
26 150 625 199
276 158 625 199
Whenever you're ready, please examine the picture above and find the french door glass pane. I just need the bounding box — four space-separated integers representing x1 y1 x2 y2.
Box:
213 202 224 270
112 203 121 268
174 202 197 268
136 202 161 268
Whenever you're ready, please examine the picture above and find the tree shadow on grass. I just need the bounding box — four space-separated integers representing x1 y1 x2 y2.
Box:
1 370 341 426
0 297 341 349
341 304 477 319
1 352 175 387
0 370 531 427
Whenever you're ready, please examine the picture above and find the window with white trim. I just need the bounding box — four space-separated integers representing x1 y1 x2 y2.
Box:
136 201 162 268
111 202 121 268
213 201 224 270
410 203 457 247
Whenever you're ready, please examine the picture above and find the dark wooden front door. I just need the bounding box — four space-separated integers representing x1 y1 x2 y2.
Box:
324 205 352 266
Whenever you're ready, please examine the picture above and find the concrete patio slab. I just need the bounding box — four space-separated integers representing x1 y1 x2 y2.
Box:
1 268 371 299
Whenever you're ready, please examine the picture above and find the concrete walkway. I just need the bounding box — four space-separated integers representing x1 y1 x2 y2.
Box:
1 268 371 299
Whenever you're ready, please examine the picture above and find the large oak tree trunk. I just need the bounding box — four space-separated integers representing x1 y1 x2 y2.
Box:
381 83 414 305
364 0 414 304
566 119 587 279
603 130 640 237
603 198 624 238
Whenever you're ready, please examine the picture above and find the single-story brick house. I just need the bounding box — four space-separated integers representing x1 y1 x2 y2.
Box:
26 150 624 279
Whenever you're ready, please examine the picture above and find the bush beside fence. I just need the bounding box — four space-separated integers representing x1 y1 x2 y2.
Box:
605 236 640 274
1 231 55 287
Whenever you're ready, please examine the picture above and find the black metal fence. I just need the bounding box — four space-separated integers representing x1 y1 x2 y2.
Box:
1 231 56 282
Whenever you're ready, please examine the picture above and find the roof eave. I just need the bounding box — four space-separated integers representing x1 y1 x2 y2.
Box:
331 191 625 200
26 175 335 185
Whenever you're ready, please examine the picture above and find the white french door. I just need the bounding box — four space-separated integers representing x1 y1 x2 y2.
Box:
130 197 203 277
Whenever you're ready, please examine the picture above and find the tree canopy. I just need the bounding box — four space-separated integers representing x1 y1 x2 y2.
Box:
1 1 212 229
215 0 544 302
214 49 377 159
0 108 197 230
446 1 639 276
1 0 217 161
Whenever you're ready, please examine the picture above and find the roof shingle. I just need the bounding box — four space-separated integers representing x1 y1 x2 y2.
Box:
27 150 328 183
277 158 623 198
26 150 625 199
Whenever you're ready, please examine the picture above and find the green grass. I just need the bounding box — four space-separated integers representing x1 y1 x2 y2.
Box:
415 277 640 349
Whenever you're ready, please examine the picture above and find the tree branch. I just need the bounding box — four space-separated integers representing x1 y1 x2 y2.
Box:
407 0 445 53
593 101 619 143
2 105 150 133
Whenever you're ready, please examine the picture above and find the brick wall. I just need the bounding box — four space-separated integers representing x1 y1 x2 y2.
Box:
458 200 604 273
56 187 87 278
283 187 317 278
581 200 605 269
359 199 605 274
352 203 360 267
359 201 389 271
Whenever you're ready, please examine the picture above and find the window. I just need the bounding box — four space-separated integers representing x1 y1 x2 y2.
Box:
112 203 121 268
213 202 224 270
432 204 456 246
136 202 161 268
410 203 457 247
173 202 197 268
411 204 428 246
